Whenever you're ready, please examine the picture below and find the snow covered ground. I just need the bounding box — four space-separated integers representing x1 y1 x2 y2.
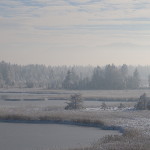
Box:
0 99 150 136
85 106 150 135
85 106 134 112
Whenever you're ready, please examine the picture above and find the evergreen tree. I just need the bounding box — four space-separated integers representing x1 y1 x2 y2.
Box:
126 68 140 89
148 75 150 88
91 66 104 89
62 69 79 89
133 68 140 88
120 64 128 89
65 94 83 110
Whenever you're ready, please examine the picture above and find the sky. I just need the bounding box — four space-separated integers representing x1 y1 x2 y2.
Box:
0 0 150 66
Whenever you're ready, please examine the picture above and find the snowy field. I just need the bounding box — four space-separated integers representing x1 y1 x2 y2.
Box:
0 88 150 99
0 88 150 137
84 107 150 136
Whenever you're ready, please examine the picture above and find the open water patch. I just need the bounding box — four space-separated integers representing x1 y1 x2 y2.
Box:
0 122 121 150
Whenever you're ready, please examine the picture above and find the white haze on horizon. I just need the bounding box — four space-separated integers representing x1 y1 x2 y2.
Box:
0 0 150 66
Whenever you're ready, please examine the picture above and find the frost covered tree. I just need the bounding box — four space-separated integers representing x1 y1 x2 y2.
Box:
120 64 128 89
148 75 150 88
101 102 107 110
65 94 83 110
126 68 140 89
135 93 150 110
133 68 140 88
62 69 79 89
0 61 145 89
91 66 105 89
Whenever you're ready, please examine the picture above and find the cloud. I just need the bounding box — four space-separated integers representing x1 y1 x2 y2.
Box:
1 0 150 32
35 23 150 32
1 0 150 65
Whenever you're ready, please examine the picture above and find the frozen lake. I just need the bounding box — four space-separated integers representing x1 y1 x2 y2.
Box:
0 122 120 150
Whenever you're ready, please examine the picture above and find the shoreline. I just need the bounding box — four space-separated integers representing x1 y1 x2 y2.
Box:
0 119 124 133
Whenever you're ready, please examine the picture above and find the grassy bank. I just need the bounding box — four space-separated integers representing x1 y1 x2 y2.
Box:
0 100 150 150
0 110 150 150
0 110 121 131
68 129 150 150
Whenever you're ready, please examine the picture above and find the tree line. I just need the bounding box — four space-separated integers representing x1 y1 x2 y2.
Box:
0 61 93 89
62 64 140 90
0 61 150 90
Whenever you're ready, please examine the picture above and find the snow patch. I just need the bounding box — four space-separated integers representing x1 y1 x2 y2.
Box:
85 107 135 112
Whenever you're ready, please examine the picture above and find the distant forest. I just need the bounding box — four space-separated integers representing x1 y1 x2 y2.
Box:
0 61 150 90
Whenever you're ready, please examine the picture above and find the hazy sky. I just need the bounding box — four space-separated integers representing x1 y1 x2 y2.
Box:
1 0 150 66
